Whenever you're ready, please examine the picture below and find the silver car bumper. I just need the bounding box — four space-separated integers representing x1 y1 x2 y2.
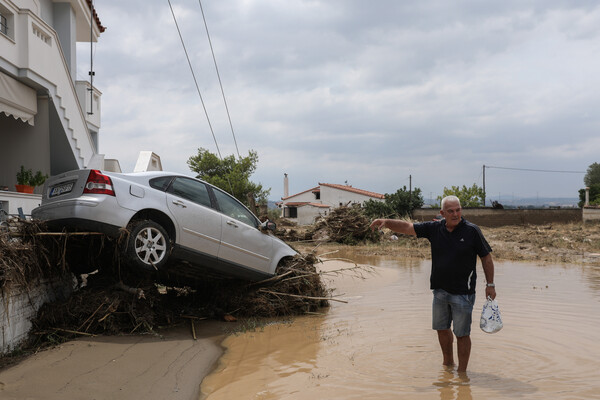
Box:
32 195 135 232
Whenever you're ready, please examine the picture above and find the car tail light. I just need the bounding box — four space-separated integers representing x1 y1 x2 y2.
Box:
83 170 115 196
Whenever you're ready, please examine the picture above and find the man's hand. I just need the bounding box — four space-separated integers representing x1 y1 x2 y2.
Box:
369 219 386 231
369 219 416 236
485 286 496 300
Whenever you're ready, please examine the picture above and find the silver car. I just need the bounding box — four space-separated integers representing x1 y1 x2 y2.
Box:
32 169 296 281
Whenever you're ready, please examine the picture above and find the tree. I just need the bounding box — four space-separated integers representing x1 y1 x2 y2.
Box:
437 184 485 207
187 148 270 207
363 186 424 219
584 162 600 187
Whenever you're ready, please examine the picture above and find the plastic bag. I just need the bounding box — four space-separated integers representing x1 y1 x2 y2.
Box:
480 296 503 334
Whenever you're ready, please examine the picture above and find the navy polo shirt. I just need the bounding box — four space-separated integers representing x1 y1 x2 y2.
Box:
413 217 491 295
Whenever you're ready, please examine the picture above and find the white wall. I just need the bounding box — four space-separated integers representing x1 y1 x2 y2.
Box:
0 191 42 216
583 207 600 223
297 205 328 225
283 188 320 203
0 276 73 355
320 186 383 208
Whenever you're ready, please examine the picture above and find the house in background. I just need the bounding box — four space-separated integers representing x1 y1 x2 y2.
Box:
280 174 385 225
0 0 108 216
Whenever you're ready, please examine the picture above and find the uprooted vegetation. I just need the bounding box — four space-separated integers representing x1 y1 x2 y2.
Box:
31 252 332 338
0 218 347 355
0 219 71 294
277 205 382 244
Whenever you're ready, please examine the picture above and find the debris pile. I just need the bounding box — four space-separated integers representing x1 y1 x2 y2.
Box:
308 205 381 244
234 252 330 316
1 219 333 348
0 218 68 293
30 252 330 342
277 227 312 242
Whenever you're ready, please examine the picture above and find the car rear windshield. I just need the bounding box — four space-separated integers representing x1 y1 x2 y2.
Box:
149 176 174 192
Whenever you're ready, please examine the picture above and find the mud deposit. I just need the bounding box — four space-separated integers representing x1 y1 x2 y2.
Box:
200 251 600 400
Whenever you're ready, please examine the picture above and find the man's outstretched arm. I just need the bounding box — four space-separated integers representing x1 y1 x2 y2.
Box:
369 219 417 236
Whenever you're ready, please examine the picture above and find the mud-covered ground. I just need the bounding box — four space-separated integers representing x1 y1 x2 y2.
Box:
294 223 600 265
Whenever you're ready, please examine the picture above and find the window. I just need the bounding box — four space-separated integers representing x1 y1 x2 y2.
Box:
0 5 13 39
314 192 320 200
284 207 298 218
149 176 174 192
213 188 258 227
0 14 7 36
169 177 212 208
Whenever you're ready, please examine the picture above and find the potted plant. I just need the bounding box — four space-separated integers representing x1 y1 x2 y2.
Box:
15 166 48 194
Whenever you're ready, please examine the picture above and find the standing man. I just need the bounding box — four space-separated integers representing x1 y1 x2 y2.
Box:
369 195 496 372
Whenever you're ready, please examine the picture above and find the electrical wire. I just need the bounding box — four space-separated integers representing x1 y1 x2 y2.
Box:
485 165 585 174
168 0 223 160
198 0 240 158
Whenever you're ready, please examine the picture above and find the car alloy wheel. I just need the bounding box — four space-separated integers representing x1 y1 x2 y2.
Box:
127 220 171 271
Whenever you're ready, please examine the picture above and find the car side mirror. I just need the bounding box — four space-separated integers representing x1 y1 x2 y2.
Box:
260 220 277 232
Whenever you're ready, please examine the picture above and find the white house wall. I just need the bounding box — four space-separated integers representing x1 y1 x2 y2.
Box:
297 205 327 225
320 186 382 208
0 0 104 189
52 2 77 79
284 189 320 203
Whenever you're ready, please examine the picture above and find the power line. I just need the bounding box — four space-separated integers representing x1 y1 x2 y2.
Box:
168 0 222 160
485 165 585 174
198 0 240 158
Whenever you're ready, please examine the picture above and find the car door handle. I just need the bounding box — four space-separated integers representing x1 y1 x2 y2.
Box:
226 220 238 227
172 200 187 208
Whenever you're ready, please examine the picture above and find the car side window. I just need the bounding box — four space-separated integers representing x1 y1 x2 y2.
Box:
169 177 212 208
212 189 258 228
149 176 174 191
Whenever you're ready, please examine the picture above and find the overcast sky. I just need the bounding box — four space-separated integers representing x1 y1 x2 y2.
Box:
77 0 600 203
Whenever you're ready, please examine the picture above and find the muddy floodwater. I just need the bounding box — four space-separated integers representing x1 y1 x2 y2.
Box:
200 250 600 400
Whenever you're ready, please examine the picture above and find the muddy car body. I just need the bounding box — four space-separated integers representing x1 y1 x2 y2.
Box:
32 169 296 281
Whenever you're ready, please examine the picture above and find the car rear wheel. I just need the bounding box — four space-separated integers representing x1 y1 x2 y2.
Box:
126 220 171 271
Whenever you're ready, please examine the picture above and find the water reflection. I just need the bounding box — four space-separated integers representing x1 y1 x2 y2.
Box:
201 253 600 400
433 369 472 400
584 265 600 292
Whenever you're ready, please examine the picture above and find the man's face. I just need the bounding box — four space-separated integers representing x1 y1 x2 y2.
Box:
440 200 462 229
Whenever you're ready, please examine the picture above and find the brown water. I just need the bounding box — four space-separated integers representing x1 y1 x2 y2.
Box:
200 251 600 399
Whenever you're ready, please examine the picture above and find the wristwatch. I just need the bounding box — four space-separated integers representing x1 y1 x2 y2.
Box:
486 283 495 288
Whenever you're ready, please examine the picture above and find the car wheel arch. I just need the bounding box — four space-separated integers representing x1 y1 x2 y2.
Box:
275 255 296 274
129 209 176 242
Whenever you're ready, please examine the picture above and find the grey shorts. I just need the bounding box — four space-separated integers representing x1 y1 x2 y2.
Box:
432 289 475 337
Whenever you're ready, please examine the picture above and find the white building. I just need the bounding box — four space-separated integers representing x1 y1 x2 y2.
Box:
0 0 106 216
281 178 385 225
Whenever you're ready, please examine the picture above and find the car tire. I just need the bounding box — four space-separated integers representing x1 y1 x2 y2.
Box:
126 219 171 271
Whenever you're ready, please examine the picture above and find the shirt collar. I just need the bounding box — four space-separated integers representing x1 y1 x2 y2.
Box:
441 217 465 232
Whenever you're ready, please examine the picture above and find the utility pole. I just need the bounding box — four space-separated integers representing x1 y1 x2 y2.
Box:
482 165 486 207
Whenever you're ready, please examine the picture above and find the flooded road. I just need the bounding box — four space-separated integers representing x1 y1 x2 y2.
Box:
200 251 600 399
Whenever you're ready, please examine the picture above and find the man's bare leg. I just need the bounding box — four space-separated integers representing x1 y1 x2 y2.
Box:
437 329 454 367
456 335 471 372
